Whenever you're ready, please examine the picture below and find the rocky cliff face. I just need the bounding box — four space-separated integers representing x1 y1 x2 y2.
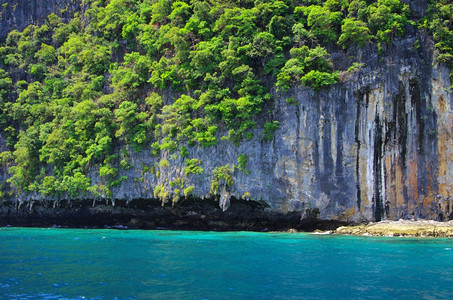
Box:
0 0 80 42
104 30 452 223
1 0 452 223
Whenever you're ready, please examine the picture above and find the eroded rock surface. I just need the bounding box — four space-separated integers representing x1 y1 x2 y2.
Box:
0 0 80 42
98 34 453 223
0 198 347 231
0 0 452 226
336 220 453 237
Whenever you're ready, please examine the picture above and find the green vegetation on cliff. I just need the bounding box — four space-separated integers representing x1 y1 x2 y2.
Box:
0 0 447 203
427 0 453 82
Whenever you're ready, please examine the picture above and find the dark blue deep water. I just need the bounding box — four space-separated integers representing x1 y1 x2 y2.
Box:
1 227 453 299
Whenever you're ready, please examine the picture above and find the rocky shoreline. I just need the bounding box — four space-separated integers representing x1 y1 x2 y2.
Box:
3 198 452 236
0 198 348 232
334 220 453 237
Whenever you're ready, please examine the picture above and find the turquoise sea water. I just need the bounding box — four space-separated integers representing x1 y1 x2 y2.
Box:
0 228 453 299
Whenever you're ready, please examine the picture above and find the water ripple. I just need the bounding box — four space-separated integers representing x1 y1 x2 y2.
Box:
1 228 453 299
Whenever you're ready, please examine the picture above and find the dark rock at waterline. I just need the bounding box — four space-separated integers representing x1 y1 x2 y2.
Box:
0 198 349 232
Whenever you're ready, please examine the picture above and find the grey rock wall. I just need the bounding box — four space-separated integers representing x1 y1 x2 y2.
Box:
100 30 453 222
0 0 80 42
1 0 452 223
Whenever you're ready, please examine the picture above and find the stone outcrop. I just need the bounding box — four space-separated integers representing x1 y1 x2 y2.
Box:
0 0 80 42
335 220 453 237
96 31 452 223
0 198 347 231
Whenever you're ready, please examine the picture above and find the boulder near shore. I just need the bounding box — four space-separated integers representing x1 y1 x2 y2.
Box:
335 220 453 237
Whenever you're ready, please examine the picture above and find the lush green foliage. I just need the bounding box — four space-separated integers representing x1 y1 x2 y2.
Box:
237 154 248 172
263 121 280 141
210 164 234 195
338 18 372 49
184 158 204 176
276 46 339 91
0 0 421 200
427 0 453 84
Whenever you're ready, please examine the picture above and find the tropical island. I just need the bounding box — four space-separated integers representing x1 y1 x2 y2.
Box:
0 0 452 232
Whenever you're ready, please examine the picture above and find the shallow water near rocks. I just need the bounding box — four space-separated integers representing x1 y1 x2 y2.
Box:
1 227 453 299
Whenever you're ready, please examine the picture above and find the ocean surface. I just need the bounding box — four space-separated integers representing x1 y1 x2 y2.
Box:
0 227 452 299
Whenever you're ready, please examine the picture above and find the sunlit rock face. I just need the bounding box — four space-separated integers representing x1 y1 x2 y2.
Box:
263 37 449 222
256 34 452 222
103 30 452 223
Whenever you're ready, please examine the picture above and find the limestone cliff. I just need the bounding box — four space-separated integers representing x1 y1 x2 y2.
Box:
0 0 81 42
1 0 452 224
101 32 452 222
